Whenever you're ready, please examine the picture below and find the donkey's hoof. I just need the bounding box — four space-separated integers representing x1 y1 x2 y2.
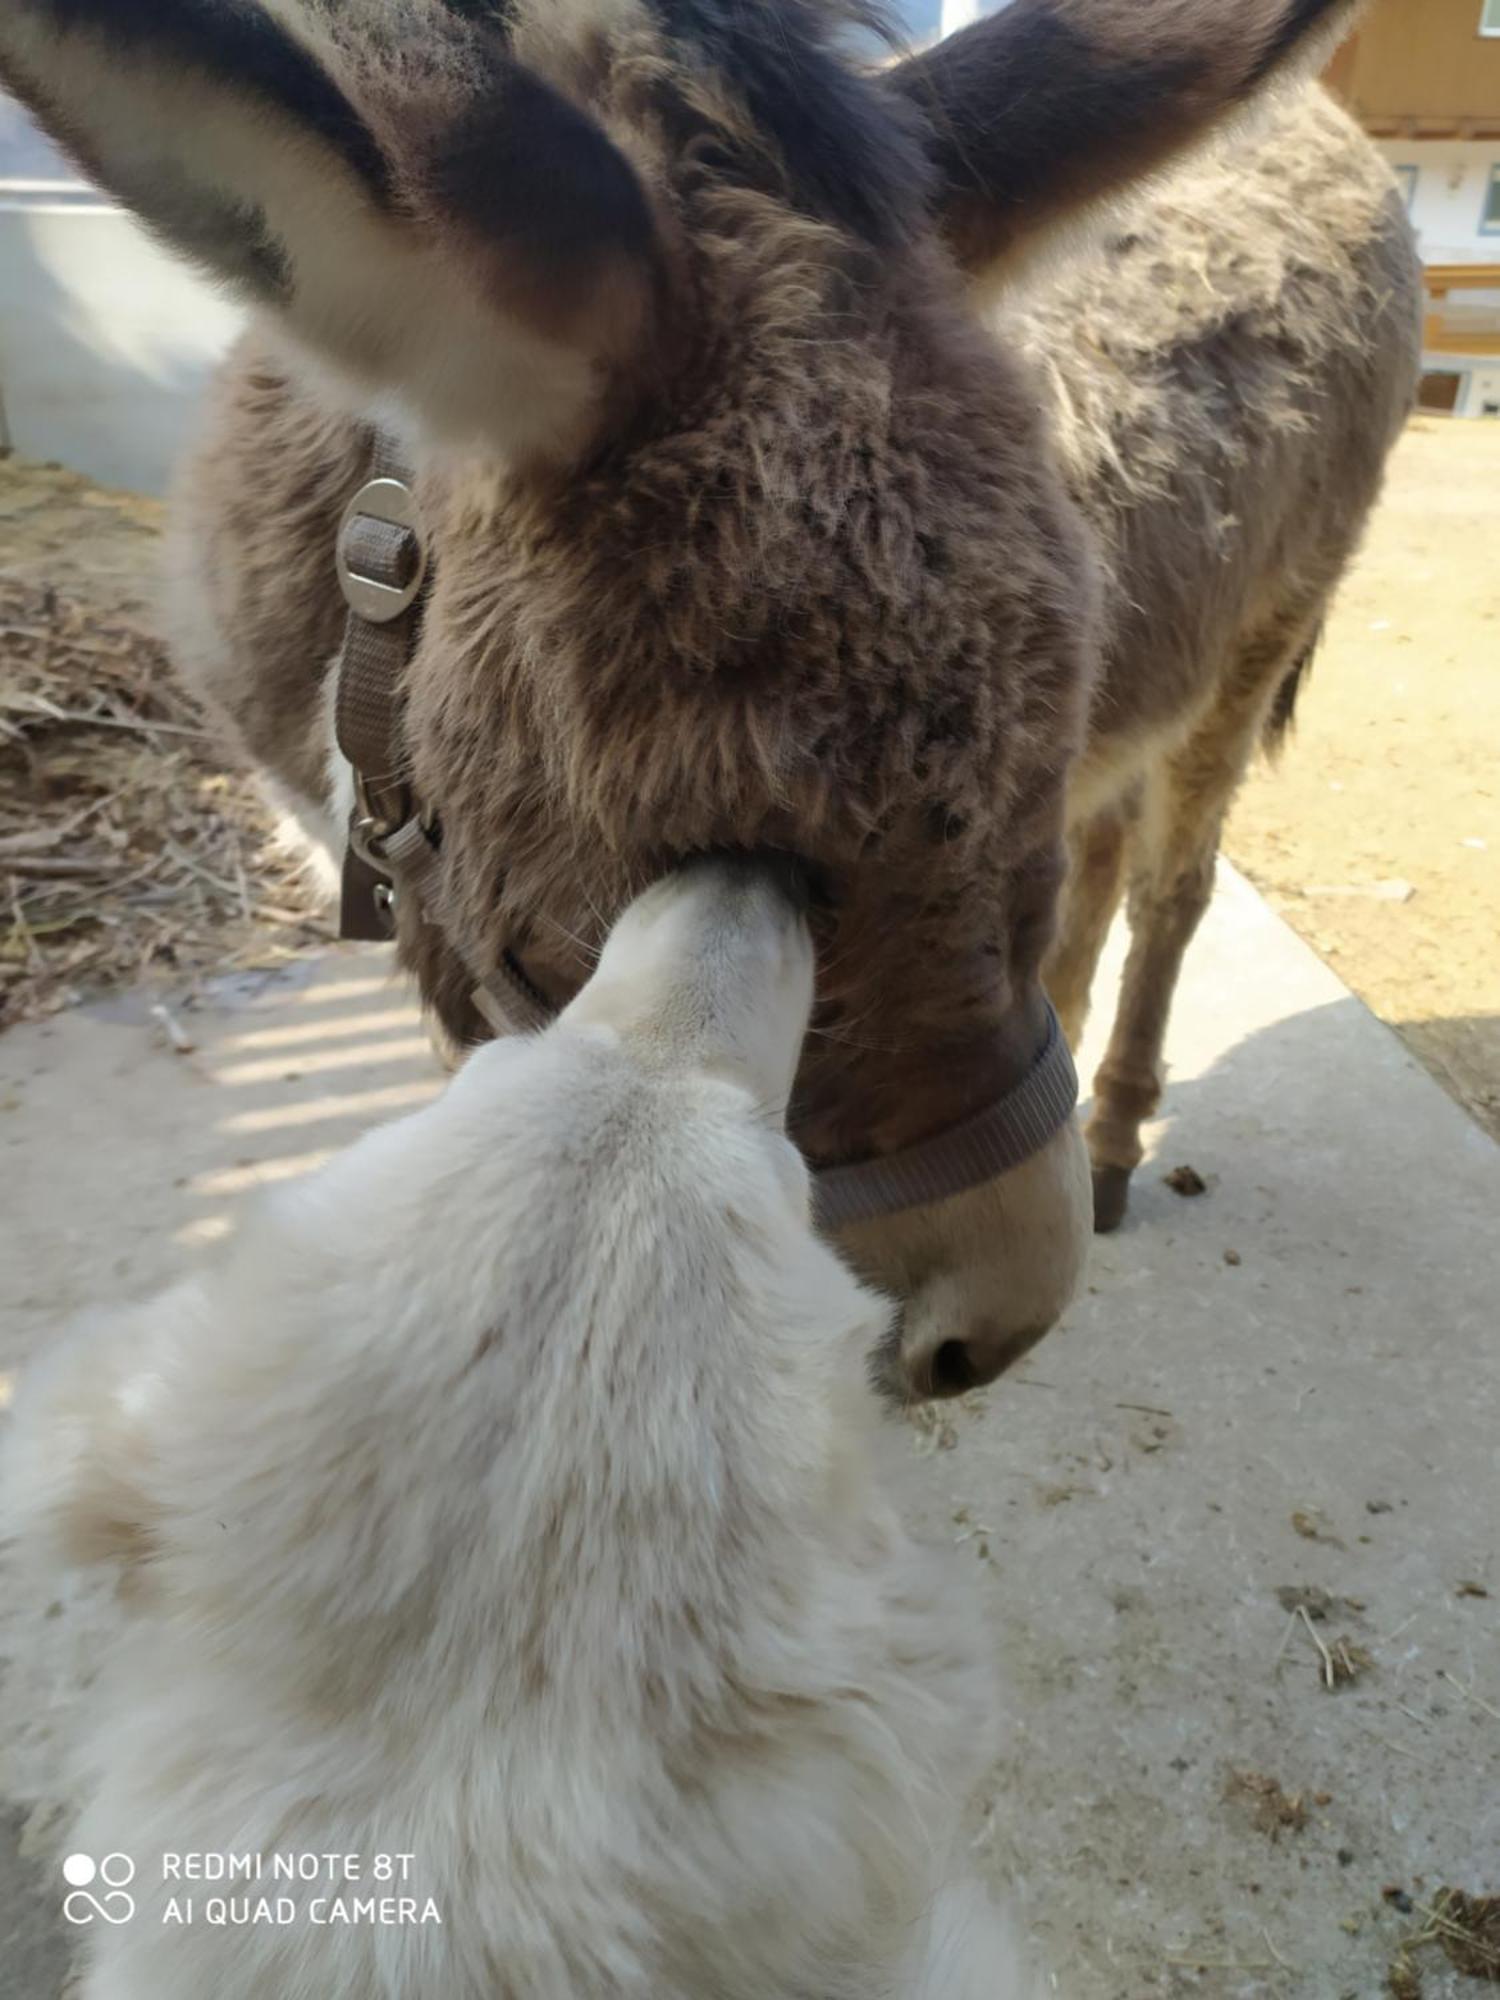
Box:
1091 1164 1132 1234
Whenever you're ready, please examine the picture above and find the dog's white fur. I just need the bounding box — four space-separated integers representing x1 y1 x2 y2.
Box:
4 860 1046 2000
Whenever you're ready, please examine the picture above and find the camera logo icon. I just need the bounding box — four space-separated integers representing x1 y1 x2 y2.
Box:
62 1853 136 1925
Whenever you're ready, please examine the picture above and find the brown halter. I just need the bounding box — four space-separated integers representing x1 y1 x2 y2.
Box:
332 443 1078 1231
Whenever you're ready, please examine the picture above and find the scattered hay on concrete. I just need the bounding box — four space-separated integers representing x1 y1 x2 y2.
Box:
0 576 328 1027
1292 1507 1346 1547
1388 1889 1500 1992
1324 1635 1375 1690
1224 1769 1309 1839
1388 1951 1423 1998
1288 1605 1374 1690
1430 1891 1500 1981
1277 1583 1346 1622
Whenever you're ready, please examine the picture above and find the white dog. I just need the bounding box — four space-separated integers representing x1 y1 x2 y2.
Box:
4 857 1048 1999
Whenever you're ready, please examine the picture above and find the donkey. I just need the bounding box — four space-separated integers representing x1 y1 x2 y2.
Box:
0 0 1407 1396
1003 83 1422 1229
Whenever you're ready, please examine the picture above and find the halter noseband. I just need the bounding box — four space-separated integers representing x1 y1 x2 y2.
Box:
330 441 1078 1229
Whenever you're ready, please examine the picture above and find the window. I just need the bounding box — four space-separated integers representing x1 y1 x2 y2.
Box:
1483 165 1500 234
1483 0 1500 35
1394 164 1419 209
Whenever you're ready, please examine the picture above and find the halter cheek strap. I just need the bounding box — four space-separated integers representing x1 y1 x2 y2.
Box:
331 440 1079 1225
333 436 553 1034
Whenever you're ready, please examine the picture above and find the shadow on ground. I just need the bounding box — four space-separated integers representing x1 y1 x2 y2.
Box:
1391 1013 1500 1147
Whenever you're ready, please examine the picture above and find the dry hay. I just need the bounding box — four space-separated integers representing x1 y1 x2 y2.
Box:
1388 1956 1424 1999
1321 1634 1374 1690
0 576 329 1027
1429 1892 1500 1982
1389 1889 1500 1994
1276 1583 1357 1623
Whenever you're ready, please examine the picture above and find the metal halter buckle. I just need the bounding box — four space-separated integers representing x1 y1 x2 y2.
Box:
348 813 395 873
349 769 413 854
336 477 428 624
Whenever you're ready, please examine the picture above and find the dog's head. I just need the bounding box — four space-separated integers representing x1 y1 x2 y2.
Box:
3 858 890 1645
563 850 816 1125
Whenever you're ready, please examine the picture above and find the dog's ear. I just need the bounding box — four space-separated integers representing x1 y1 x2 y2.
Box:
888 0 1362 288
1 1300 168 1576
0 0 664 463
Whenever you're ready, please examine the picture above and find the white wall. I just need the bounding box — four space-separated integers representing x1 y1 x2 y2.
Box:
1382 139 1500 417
1382 137 1500 261
1460 365 1500 414
0 201 242 493
0 94 241 494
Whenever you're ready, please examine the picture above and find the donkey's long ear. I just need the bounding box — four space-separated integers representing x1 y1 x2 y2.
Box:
0 0 662 461
889 0 1363 287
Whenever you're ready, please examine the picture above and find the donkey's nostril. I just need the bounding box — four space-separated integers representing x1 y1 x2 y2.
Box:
905 1319 1054 1400
930 1339 981 1397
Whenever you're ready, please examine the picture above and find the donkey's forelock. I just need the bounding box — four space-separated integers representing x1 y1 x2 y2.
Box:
291 0 930 251
640 0 931 249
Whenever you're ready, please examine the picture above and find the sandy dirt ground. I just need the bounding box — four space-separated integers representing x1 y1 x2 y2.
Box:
1228 419 1500 1144
0 454 162 615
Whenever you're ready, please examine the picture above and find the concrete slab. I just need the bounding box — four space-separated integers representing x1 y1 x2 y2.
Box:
940 866 1500 1997
1 868 1497 1997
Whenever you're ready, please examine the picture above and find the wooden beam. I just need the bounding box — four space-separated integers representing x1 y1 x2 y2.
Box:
1424 265 1500 298
1424 321 1500 357
1357 117 1500 138
1424 267 1500 359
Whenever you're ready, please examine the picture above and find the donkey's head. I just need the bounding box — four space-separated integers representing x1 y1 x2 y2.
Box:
2 0 1361 1396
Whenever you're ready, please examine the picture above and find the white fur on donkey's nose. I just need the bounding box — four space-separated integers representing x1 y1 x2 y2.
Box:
564 856 815 1115
841 1119 1093 1401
